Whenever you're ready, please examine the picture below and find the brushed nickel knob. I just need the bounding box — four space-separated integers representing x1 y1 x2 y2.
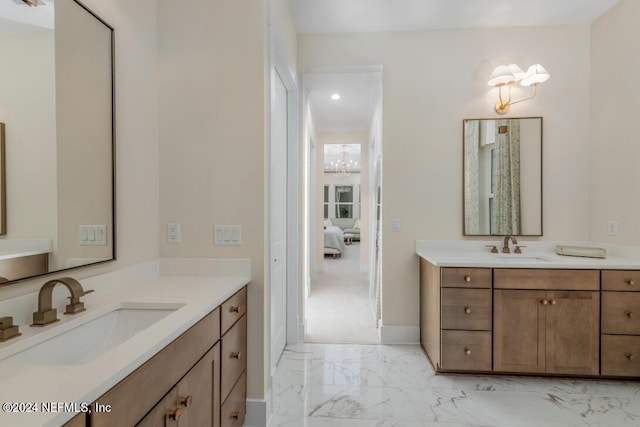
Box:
464 307 472 314
627 279 635 286
625 353 635 361
230 351 242 359
626 311 633 318
464 275 471 282
230 411 241 420
178 395 192 407
464 348 471 356
167 408 182 421
229 306 240 313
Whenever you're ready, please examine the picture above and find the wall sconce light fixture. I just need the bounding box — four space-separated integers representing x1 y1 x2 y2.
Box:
487 63 550 114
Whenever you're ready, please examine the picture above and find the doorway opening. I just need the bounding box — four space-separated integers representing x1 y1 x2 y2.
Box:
303 69 382 344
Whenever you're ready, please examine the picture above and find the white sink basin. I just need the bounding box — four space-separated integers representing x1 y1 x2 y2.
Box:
0 302 183 365
496 255 551 261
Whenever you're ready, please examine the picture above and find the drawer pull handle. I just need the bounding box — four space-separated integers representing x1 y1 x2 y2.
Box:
230 351 242 359
625 353 635 361
541 300 548 305
627 279 635 286
178 395 192 407
230 411 241 420
626 311 633 318
464 307 472 314
230 306 241 313
166 408 182 421
464 348 471 356
464 275 471 282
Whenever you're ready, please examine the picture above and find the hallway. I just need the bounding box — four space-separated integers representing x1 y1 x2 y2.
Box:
306 243 378 344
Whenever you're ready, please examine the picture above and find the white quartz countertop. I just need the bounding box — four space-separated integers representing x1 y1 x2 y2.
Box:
0 274 250 427
416 240 640 269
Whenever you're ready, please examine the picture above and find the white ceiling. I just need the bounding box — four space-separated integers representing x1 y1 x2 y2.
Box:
298 0 619 133
289 0 620 34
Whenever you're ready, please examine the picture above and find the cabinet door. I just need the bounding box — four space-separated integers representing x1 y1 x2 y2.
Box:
136 388 179 427
494 290 546 373
177 343 221 427
546 291 599 375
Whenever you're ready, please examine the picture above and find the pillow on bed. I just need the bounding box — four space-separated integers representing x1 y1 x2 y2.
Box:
324 219 332 227
353 219 361 229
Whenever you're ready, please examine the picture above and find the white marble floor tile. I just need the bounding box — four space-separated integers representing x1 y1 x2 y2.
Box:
270 343 640 427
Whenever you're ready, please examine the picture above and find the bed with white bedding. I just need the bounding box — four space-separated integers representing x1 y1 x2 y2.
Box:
324 225 346 257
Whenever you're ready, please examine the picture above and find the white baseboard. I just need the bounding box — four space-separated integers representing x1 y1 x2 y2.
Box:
245 392 271 427
379 325 420 344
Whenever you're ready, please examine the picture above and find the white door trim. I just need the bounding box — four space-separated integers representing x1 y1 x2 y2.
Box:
273 42 300 347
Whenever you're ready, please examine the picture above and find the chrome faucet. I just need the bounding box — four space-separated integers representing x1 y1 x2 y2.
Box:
502 236 518 253
31 277 94 327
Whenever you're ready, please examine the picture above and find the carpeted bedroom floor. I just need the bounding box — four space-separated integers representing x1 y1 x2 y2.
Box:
305 242 378 344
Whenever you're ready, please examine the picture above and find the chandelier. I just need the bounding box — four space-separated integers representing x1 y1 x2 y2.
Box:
329 144 358 177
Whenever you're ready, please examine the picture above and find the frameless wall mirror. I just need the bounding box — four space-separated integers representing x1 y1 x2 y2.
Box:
463 117 542 236
0 0 114 285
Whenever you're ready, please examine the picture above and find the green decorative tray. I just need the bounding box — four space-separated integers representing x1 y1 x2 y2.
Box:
556 245 606 259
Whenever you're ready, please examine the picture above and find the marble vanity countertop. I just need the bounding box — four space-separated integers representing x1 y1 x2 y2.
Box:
0 274 250 427
416 239 640 269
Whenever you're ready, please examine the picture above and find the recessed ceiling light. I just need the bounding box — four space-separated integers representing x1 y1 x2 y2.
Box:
331 93 341 100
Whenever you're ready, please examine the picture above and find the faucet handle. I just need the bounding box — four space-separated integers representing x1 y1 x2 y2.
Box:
0 317 21 342
67 289 94 299
514 245 526 254
485 245 498 254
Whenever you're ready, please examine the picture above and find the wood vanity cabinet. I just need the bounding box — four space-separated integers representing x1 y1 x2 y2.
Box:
601 270 640 377
494 269 600 376
419 261 615 378
87 286 247 427
420 261 493 372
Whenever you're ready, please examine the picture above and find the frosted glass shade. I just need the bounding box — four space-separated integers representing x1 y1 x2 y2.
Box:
487 65 516 87
521 64 550 87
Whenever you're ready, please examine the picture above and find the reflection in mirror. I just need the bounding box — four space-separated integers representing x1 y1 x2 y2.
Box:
463 118 542 236
0 0 114 285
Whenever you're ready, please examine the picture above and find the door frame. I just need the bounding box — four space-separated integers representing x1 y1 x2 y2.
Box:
271 42 300 354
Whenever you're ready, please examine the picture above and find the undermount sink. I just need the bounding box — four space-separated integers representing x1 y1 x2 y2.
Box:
496 254 550 261
0 302 183 365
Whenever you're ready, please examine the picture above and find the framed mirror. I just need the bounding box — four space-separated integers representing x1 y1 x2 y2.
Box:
463 117 542 236
0 0 114 285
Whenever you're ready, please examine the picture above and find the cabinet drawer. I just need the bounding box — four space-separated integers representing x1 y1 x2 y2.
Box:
222 287 247 335
441 268 491 289
441 288 491 331
221 371 246 427
494 269 599 291
602 292 640 335
602 270 640 292
441 330 492 371
601 335 640 377
221 315 247 403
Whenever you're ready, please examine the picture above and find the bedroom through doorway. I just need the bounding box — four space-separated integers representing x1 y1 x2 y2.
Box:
303 70 382 344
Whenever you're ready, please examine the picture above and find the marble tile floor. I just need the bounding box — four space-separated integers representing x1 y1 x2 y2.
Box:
269 343 640 427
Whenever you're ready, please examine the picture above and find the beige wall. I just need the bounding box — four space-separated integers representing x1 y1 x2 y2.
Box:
0 0 160 300
0 22 58 246
157 0 268 400
589 0 640 246
55 0 113 269
299 25 592 328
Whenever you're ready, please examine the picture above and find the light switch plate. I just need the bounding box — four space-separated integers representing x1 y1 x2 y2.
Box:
79 225 107 246
214 225 242 245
